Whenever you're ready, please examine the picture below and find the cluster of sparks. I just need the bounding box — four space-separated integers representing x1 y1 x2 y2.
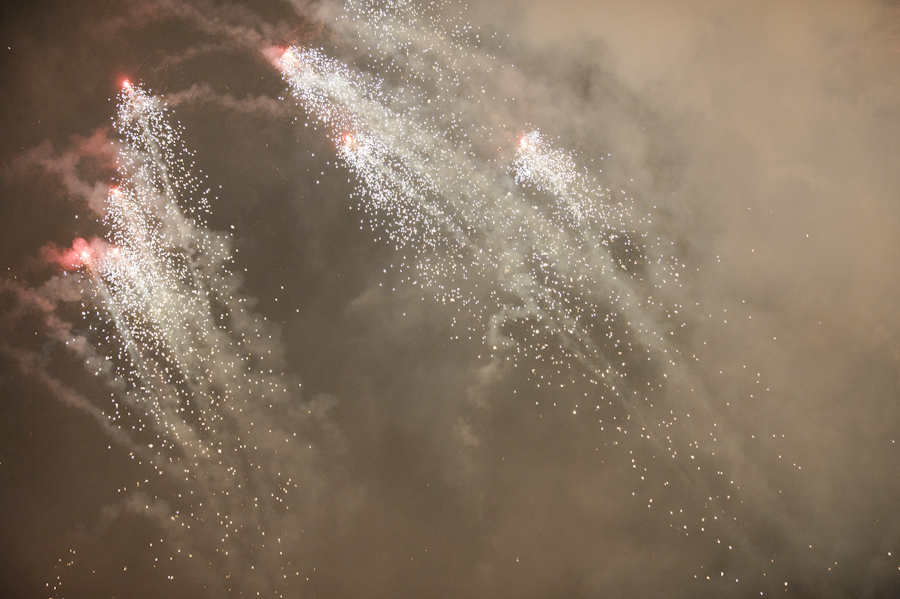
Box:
48 82 325 597
279 5 686 420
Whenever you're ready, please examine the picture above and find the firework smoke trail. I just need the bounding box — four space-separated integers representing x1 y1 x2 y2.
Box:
279 1 681 434
28 83 329 598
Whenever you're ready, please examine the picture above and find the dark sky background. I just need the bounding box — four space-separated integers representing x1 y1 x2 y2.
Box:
2 1 900 598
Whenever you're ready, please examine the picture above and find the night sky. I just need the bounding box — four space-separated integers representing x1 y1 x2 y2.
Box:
2 1 900 598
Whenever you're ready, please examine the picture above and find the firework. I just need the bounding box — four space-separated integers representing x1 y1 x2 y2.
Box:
41 82 326 597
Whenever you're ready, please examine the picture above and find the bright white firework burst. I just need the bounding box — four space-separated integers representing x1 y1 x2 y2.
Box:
48 81 327 598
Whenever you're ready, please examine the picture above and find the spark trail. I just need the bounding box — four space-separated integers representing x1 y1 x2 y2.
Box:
30 83 329 598
277 0 796 591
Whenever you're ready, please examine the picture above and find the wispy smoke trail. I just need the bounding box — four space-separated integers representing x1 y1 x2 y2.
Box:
165 82 291 117
7 130 116 215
